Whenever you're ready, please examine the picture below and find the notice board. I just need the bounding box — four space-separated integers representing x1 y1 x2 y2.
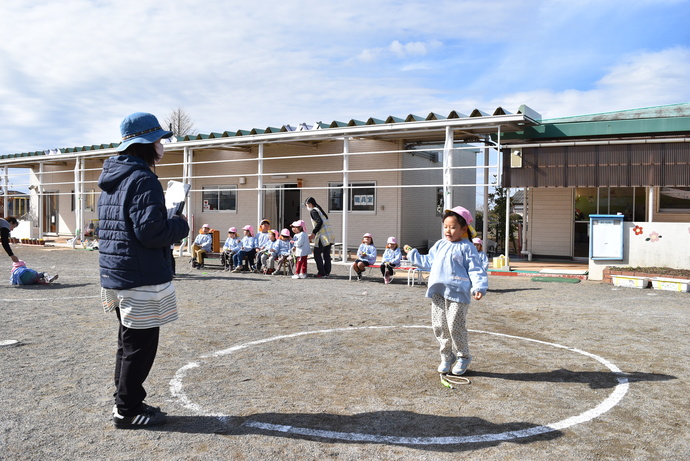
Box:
589 214 624 260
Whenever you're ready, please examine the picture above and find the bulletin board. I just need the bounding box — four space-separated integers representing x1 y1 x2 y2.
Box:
589 214 624 260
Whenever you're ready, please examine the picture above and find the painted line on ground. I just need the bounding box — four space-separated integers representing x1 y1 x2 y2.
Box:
170 325 629 445
0 295 99 302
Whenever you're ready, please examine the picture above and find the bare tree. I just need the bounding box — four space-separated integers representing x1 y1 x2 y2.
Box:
164 107 197 137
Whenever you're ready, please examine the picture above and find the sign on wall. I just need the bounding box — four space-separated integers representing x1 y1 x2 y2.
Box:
590 214 624 260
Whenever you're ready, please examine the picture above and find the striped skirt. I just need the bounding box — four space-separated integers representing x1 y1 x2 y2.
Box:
101 282 178 329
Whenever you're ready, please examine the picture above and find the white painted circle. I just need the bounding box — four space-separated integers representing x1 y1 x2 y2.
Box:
170 326 629 445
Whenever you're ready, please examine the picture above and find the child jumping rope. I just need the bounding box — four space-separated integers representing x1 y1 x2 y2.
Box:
404 206 488 376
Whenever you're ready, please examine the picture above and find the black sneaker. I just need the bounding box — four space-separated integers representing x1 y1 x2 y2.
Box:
113 406 167 429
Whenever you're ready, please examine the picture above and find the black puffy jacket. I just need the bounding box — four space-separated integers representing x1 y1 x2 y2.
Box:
97 154 189 290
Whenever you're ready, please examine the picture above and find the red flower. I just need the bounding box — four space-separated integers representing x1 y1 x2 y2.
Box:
633 225 644 235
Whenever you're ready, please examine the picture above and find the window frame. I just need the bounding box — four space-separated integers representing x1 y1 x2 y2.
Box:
328 181 377 213
201 184 238 213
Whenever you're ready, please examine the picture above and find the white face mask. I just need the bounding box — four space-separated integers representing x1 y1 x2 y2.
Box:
154 141 165 163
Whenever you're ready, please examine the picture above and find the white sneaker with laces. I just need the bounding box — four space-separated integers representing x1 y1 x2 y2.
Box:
291 274 300 279
438 359 453 374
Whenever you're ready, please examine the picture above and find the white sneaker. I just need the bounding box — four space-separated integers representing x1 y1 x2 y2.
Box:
291 274 299 279
451 357 472 376
437 359 453 374
299 274 307 279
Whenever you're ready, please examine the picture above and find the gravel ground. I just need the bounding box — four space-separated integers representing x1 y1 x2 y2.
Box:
1 244 688 460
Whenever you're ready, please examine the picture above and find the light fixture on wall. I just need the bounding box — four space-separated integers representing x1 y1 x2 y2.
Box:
239 176 246 185
270 175 288 180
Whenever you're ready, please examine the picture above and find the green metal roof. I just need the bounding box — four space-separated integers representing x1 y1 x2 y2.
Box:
498 102 690 142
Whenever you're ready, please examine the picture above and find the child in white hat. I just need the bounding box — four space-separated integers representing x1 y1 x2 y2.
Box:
380 236 401 284
403 206 488 376
291 220 310 279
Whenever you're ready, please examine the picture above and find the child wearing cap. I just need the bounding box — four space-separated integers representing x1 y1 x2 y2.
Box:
472 237 489 272
352 233 377 281
221 227 241 271
259 230 280 274
291 220 310 279
273 228 294 275
380 236 401 284
403 206 488 376
255 219 271 272
232 225 257 272
191 224 213 269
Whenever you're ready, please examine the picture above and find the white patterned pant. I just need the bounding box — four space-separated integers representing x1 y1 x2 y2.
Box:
431 294 470 361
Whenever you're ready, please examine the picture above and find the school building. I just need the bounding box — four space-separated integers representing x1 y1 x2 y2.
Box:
2 102 689 279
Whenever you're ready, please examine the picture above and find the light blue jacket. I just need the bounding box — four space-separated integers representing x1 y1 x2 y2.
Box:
262 239 280 254
256 231 270 250
293 232 311 257
356 243 377 265
275 239 292 256
477 251 489 272
407 238 488 304
381 247 402 266
193 232 213 252
240 235 256 250
223 237 240 253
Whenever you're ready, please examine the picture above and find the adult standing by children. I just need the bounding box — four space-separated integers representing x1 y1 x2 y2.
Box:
305 196 335 278
1 216 20 263
98 112 189 429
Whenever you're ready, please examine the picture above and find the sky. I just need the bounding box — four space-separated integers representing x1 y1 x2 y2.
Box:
1 0 689 180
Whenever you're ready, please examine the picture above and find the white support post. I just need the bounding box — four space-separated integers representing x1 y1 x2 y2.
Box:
648 186 655 222
483 146 489 244
341 137 350 259
257 143 264 224
38 163 44 239
2 167 8 217
72 158 82 248
442 126 454 213
183 146 193 255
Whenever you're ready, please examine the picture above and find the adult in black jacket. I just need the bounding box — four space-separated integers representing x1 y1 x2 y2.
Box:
0 216 19 263
98 112 189 429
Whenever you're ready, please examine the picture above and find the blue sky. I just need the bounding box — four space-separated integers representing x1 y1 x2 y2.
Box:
1 0 689 165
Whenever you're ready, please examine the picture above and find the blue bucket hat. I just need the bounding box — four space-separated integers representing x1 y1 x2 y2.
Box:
116 112 173 152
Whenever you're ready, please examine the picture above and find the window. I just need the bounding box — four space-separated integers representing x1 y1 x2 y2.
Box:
328 182 376 212
202 185 237 212
659 187 690 213
71 189 96 212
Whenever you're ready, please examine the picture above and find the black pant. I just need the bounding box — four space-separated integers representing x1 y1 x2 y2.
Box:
380 262 395 277
114 308 160 416
313 242 332 276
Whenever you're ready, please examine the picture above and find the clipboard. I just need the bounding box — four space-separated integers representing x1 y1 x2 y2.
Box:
165 181 191 218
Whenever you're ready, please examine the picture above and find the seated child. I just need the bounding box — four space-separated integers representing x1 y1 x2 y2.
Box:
260 230 280 274
472 238 489 272
380 236 401 284
273 228 294 275
11 260 58 285
221 227 240 271
352 233 377 281
232 225 257 272
191 224 213 269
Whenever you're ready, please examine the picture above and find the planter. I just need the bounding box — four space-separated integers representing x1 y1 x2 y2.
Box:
611 274 650 289
650 277 690 292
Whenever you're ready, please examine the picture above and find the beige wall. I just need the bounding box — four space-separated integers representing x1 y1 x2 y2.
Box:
528 188 574 257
